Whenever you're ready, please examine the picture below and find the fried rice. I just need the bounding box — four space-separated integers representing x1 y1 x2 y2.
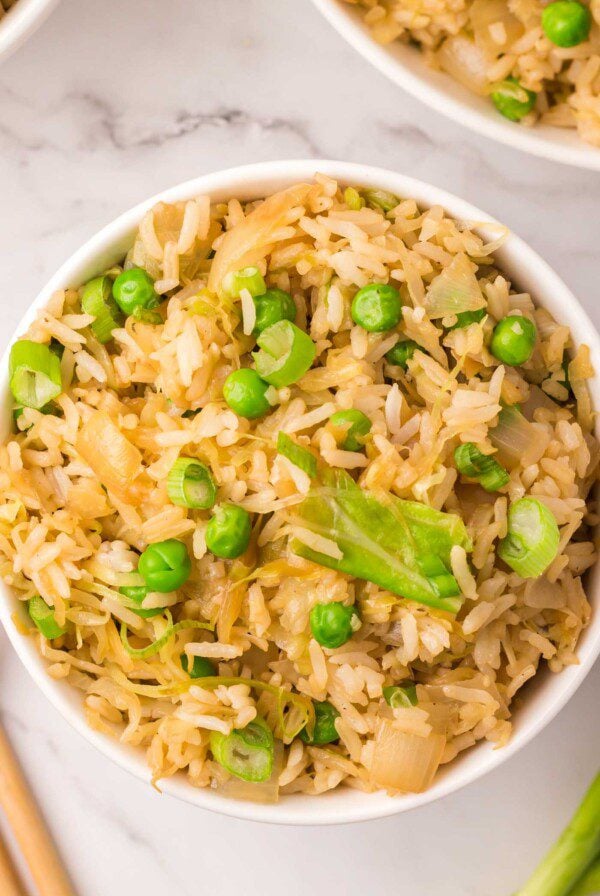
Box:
342 0 600 147
0 174 597 801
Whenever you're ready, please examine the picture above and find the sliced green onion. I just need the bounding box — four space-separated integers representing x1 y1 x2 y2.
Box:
363 189 399 213
344 187 364 210
28 596 67 639
131 306 162 325
81 276 122 343
9 340 62 410
498 497 560 578
448 308 487 330
167 458 217 509
417 555 461 599
383 683 418 708
277 432 317 478
210 717 275 783
222 267 266 299
568 858 600 896
454 442 509 492
252 320 316 387
479 466 510 493
195 676 314 742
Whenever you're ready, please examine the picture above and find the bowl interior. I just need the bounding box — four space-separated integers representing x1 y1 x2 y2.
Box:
1 159 599 824
311 0 600 171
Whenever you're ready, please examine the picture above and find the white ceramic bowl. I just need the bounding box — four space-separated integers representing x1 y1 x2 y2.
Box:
312 0 600 171
0 0 58 63
1 160 598 824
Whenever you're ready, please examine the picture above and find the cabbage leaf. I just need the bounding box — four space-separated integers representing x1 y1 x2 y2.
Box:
290 470 471 614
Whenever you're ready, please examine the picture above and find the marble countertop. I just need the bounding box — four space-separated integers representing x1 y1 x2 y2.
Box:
0 1 599 894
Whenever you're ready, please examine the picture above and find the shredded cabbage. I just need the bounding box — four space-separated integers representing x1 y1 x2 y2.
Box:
424 253 486 319
291 469 470 614
120 615 213 659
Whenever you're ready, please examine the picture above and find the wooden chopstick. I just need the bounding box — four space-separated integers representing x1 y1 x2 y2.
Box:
0 724 76 896
0 830 26 896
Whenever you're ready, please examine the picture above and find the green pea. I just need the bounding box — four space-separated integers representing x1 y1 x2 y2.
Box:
180 653 216 678
309 602 359 649
253 289 296 335
299 700 340 745
542 1 591 47
119 584 164 618
491 77 537 122
138 539 191 592
351 283 402 332
448 308 487 330
385 339 419 369
112 268 158 315
206 504 251 559
490 315 537 366
223 368 271 419
329 409 372 451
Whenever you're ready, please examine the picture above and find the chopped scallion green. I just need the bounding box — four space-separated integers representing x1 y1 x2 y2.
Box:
167 457 217 509
498 497 559 578
454 442 509 492
222 267 266 299
277 431 317 478
253 320 316 387
81 276 122 343
9 340 62 410
28 596 67 639
210 717 275 783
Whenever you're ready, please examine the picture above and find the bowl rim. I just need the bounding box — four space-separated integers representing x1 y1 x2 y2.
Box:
0 0 59 64
1 158 599 825
310 0 600 172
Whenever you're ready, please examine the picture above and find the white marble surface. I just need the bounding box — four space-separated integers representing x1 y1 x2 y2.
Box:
0 1 599 894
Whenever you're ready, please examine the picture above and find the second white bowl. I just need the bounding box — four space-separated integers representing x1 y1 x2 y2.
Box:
312 0 600 171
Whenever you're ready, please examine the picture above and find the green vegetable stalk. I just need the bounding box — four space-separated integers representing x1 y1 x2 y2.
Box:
569 858 600 896
515 772 600 896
